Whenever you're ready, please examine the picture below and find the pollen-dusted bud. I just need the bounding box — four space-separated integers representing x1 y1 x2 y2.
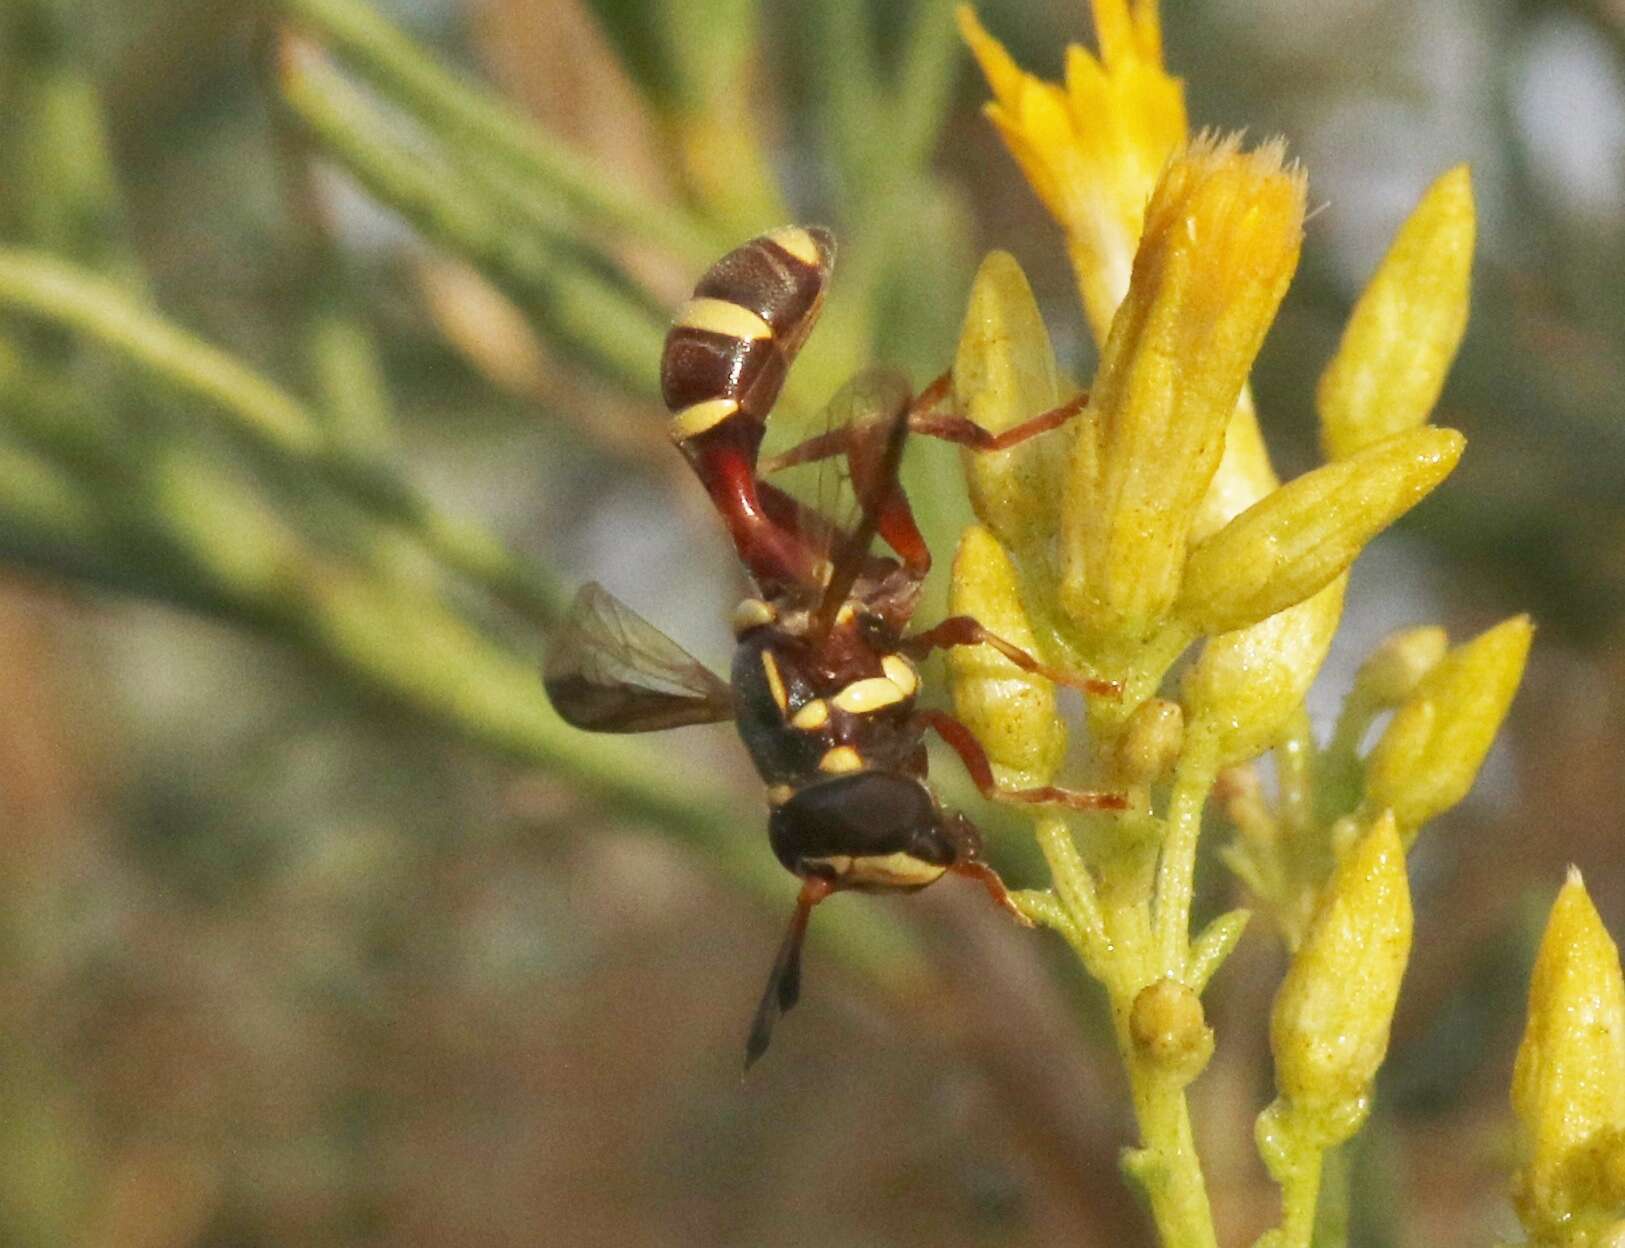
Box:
1177 426 1464 636
1319 166 1475 462
1182 575 1346 768
1115 698 1184 785
1353 625 1449 709
952 250 1070 567
1364 614 1531 837
1511 868 1625 1239
1131 978 1214 1084
1060 134 1306 645
1270 811 1411 1143
948 525 1067 786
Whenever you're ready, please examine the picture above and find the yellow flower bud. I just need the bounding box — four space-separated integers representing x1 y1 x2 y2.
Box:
1131 978 1214 1084
951 250 1069 566
1178 426 1464 636
1115 697 1184 785
1061 135 1307 644
1512 869 1625 1238
1182 574 1347 768
1270 810 1411 1141
1365 614 1532 836
1319 166 1476 461
948 525 1067 786
1353 625 1449 708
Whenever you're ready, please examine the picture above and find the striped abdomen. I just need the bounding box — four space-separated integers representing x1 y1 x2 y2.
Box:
661 226 834 449
661 226 836 588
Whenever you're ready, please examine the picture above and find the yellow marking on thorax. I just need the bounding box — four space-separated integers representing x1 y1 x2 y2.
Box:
880 654 918 698
731 597 775 636
790 699 830 731
766 784 794 807
766 226 823 267
669 397 739 441
760 651 789 714
819 746 864 773
675 296 773 340
833 676 909 715
834 602 856 627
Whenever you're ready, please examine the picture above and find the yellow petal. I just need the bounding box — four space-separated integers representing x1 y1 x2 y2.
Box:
959 3 1185 344
1319 166 1475 461
948 526 1067 787
1061 135 1306 644
1177 426 1464 636
1183 574 1347 768
1270 810 1412 1139
1512 868 1625 1237
1364 614 1532 836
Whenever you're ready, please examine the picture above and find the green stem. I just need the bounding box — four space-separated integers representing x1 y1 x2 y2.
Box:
270 0 724 264
1034 814 1106 970
277 46 667 398
0 248 567 623
1152 734 1220 979
1121 1028 1220 1248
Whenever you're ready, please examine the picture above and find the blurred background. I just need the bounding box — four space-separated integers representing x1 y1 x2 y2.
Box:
0 0 1622 1244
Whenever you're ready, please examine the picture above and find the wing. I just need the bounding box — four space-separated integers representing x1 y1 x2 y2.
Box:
543 583 734 733
758 368 921 630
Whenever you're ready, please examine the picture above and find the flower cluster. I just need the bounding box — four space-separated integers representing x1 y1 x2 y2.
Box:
947 3 1534 1245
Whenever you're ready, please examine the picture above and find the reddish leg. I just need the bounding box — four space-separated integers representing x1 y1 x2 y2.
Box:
765 378 1088 468
918 709 1127 813
908 378 1090 453
745 874 833 1069
938 811 1034 927
904 616 1122 700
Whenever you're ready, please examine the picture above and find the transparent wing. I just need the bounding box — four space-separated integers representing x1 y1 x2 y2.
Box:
543 583 733 733
757 367 916 618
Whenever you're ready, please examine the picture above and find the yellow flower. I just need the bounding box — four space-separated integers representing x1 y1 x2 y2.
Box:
1364 614 1532 839
1319 166 1476 462
1060 135 1306 646
958 2 1185 344
1513 869 1625 1239
1269 810 1412 1143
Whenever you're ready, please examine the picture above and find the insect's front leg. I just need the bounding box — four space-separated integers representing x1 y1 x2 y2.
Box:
905 371 1089 452
902 616 1121 699
915 709 1126 813
936 810 1034 927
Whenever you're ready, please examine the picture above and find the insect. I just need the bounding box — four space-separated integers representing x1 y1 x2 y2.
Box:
544 227 1124 1065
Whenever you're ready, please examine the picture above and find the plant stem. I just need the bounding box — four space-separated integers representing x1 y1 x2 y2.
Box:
1153 734 1220 978
276 44 668 398
1034 815 1106 967
0 248 568 624
1120 1016 1220 1248
270 0 724 264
